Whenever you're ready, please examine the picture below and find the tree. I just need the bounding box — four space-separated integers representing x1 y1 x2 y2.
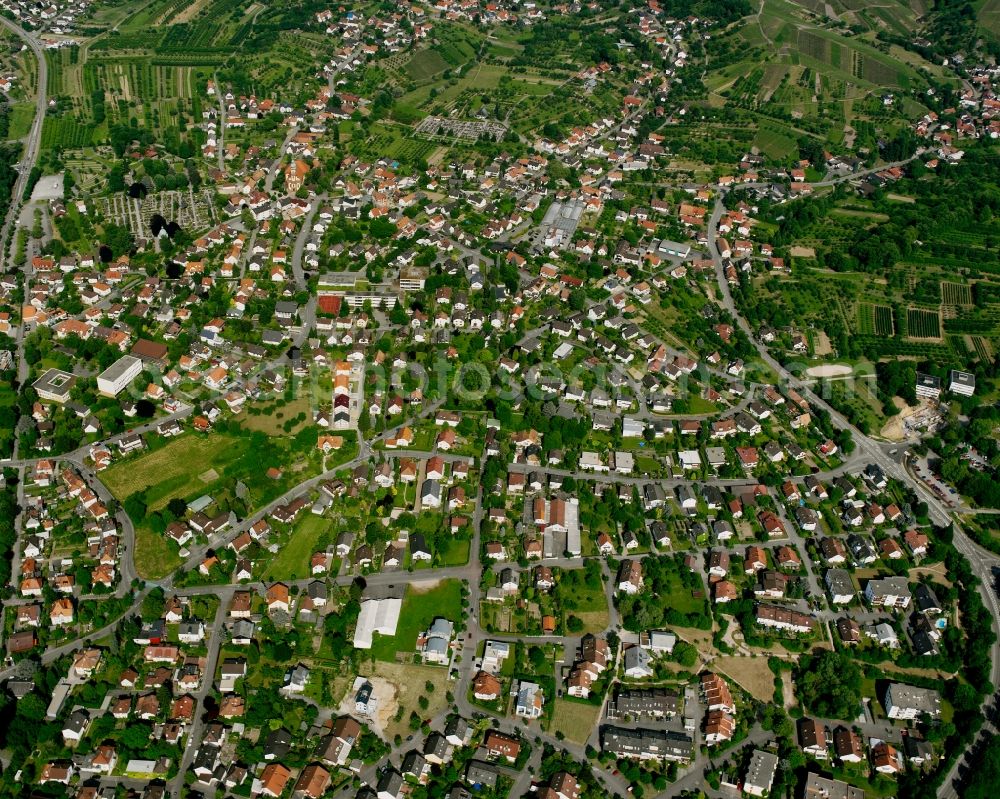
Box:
141 587 166 622
167 498 188 518
14 692 45 723
119 723 154 751
124 492 147 521
672 641 698 668
103 222 134 258
794 651 862 720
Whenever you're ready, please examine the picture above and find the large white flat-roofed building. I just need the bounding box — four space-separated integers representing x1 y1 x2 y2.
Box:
33 368 76 403
949 369 975 396
352 597 402 649
884 682 941 720
743 749 778 797
317 272 398 308
655 239 691 259
398 265 428 291
97 355 143 398
914 372 941 400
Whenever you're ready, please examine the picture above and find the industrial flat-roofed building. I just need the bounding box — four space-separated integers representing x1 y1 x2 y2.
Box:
97 355 143 397
654 239 691 259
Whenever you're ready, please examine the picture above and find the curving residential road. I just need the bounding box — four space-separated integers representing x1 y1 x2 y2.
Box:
0 14 46 269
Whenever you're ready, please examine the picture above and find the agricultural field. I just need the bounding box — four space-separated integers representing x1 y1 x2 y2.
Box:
980 0 1000 38
41 36 204 152
753 121 800 159
703 0 947 156
41 115 97 150
907 307 942 339
63 0 328 146
942 281 974 307
857 303 895 337
349 123 437 165
403 49 450 82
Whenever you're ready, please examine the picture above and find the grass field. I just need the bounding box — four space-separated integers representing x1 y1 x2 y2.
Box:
103 429 332 510
661 570 705 616
550 699 601 743
369 580 464 662
134 524 183 579
7 103 35 139
753 121 800 159
102 433 241 506
262 514 333 581
242 395 314 436
557 568 609 633
395 62 560 114
103 428 336 581
715 655 777 701
404 49 450 81
437 537 470 567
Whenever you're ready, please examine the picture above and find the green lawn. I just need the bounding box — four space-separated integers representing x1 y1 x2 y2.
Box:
134 524 183 580
7 103 35 140
550 699 601 744
262 514 334 581
438 537 470 566
558 570 607 613
557 566 610 633
370 580 464 662
662 570 704 615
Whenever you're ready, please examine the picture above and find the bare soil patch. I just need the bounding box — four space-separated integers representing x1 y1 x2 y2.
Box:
715 655 776 701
